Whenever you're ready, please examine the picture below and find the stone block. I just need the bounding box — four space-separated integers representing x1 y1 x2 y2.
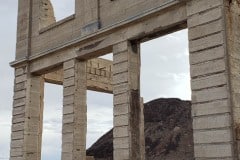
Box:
63 95 74 105
113 137 130 149
189 19 223 41
63 77 75 87
190 45 225 64
62 123 74 134
113 41 128 53
14 82 27 92
64 60 75 70
13 98 26 108
113 72 128 84
63 114 74 124
114 104 129 116
194 144 233 158
10 147 23 157
13 90 26 99
192 86 228 103
62 142 73 153
114 114 129 126
191 72 227 90
113 51 128 64
113 61 128 74
12 106 25 116
114 148 130 160
62 152 73 160
193 129 232 144
193 113 231 130
63 105 74 115
114 93 129 105
187 0 222 16
63 86 75 96
15 67 26 76
191 59 226 78
113 83 129 95
64 68 75 79
62 133 74 143
192 99 230 117
113 126 129 138
11 139 24 148
11 131 24 140
189 32 224 53
12 122 24 132
188 7 222 28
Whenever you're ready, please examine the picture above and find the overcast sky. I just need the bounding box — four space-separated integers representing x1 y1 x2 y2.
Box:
0 1 190 160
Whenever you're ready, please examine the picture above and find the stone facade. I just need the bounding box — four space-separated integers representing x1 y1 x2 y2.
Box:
10 0 240 160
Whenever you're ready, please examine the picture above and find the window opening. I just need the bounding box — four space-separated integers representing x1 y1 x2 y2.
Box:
50 0 75 21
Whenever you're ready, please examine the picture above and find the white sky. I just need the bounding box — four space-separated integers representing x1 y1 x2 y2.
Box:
0 1 190 160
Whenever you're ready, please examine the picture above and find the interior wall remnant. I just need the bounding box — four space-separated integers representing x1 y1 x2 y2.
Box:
40 0 56 28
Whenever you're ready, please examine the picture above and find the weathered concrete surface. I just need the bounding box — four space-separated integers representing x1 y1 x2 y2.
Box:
39 0 56 28
10 0 240 159
113 41 144 160
188 0 240 159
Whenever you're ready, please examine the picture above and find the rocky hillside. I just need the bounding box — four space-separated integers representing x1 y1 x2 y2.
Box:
87 98 194 160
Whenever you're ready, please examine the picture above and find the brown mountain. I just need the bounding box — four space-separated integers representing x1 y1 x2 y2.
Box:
87 98 194 160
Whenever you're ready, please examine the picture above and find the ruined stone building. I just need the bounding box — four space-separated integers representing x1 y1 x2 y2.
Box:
10 0 240 159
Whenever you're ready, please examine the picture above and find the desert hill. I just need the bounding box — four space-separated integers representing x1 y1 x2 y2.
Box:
87 98 194 160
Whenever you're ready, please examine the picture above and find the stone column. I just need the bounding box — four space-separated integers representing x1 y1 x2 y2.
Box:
112 41 144 160
15 0 31 59
224 0 240 158
187 0 240 159
10 65 44 160
62 59 87 160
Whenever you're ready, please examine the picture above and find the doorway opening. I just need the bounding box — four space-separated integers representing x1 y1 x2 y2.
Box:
41 83 63 160
140 29 193 159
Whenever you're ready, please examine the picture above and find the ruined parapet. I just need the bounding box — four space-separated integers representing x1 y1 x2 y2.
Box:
40 0 56 28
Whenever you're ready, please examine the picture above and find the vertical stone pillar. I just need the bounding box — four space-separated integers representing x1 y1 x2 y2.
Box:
62 59 87 160
187 0 240 159
10 65 44 160
15 0 31 59
224 0 240 158
113 41 144 160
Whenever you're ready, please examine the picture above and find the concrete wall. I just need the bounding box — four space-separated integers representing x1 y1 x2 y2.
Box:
10 0 240 160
